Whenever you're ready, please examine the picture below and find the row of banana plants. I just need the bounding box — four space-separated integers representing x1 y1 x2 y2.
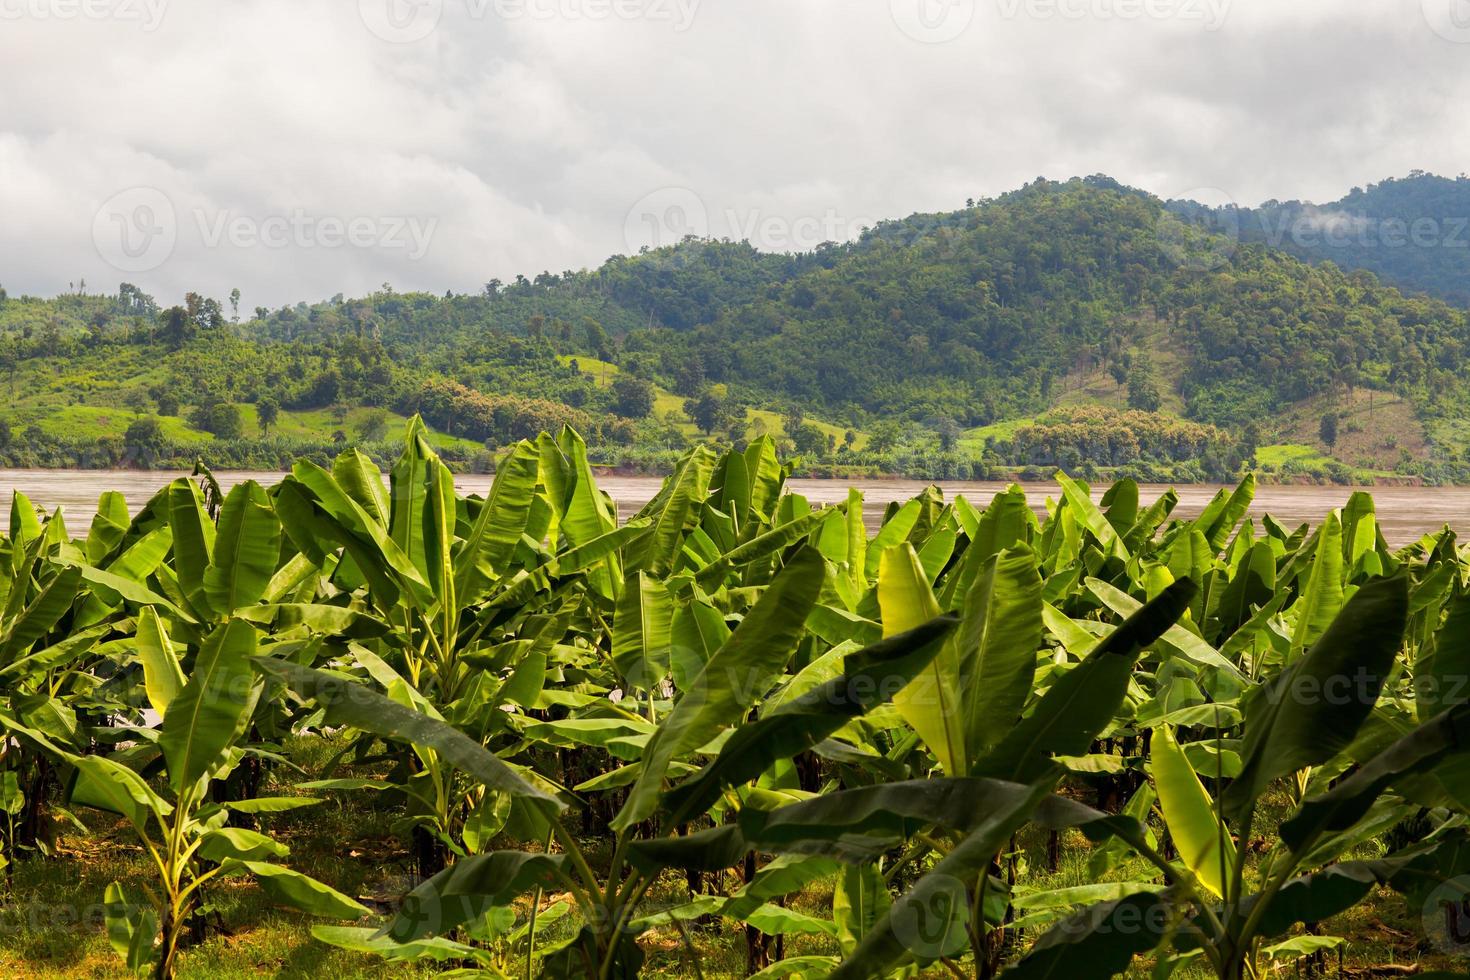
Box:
0 418 1467 979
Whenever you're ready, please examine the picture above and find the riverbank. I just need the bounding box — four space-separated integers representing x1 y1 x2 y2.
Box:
4 467 1465 548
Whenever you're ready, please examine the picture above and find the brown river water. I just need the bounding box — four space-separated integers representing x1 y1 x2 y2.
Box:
0 470 1465 548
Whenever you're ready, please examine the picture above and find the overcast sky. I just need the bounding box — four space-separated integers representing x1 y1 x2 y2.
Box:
3 0 1468 308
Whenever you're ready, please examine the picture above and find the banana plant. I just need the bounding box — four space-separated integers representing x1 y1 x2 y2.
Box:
0 492 101 867
270 421 553 871
1000 572 1470 980
2 618 365 978
257 604 958 977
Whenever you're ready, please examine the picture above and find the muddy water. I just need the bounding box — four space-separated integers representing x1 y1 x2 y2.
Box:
0 470 1464 548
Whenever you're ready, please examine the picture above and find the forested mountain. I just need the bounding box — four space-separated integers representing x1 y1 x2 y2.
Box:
5 174 1470 482
1178 172 1470 306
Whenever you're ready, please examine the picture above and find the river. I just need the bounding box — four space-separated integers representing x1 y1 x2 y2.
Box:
0 469 1464 548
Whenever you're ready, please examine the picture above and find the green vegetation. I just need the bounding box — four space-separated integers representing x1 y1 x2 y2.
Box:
1213 171 1470 306
10 175 1470 481
1 424 1469 979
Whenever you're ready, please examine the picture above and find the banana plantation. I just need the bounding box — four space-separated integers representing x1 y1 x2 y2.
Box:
2 419 1470 979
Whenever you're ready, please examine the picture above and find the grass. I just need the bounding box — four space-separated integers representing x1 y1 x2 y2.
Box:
958 416 1038 454
3 401 480 456
1254 443 1334 469
2 742 1457 979
238 405 482 453
1268 389 1423 477
9 406 209 444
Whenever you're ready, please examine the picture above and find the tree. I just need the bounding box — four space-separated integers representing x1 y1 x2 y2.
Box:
124 389 151 416
189 400 243 440
782 405 806 438
684 385 733 435
158 306 196 350
257 396 280 435
611 375 655 419
357 408 391 443
583 318 612 359
1320 412 1339 448
1127 366 1163 412
791 422 827 456
673 356 706 397
123 416 166 467
0 418 10 450
868 421 903 454
935 414 961 452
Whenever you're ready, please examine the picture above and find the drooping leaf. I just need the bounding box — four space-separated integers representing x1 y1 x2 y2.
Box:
614 546 825 830
998 891 1171 980
1281 702 1470 853
1224 574 1408 821
834 863 892 957
974 580 1195 783
103 881 159 974
1152 725 1235 897
0 563 82 657
656 615 957 827
878 544 966 776
135 605 185 719
829 779 1058 978
69 755 172 832
382 851 565 942
253 658 561 807
227 860 369 919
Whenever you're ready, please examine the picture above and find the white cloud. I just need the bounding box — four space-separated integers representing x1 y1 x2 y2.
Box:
1 0 1467 307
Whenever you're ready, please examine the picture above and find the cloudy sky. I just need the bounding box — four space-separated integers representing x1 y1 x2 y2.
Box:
3 0 1468 308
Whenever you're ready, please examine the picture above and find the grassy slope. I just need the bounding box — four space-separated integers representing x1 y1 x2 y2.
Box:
1 350 481 454
955 314 1428 481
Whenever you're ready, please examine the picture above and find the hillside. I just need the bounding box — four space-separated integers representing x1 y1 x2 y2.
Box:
5 175 1470 482
1177 172 1470 306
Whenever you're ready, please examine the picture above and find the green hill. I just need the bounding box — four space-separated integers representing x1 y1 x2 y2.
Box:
1179 171 1470 307
5 175 1470 482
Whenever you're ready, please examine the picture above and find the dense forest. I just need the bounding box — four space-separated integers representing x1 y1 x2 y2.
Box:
6 174 1470 482
1180 171 1470 306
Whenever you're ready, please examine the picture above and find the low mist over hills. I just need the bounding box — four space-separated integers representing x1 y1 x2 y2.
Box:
1178 172 1470 307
